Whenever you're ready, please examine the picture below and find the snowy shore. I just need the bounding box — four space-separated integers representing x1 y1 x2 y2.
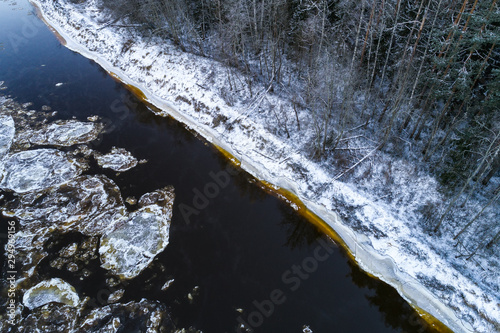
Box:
30 0 499 332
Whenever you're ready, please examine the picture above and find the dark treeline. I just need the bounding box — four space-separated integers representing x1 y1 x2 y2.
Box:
96 0 499 250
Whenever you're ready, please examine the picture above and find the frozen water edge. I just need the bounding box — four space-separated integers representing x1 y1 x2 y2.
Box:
30 0 498 331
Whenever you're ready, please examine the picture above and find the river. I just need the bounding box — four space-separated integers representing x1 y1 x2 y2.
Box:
0 1 442 332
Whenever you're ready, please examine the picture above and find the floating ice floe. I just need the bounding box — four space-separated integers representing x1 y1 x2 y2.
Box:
79 299 172 332
99 186 174 279
161 279 175 291
0 149 84 193
15 304 78 332
11 230 50 277
22 278 80 310
48 236 99 277
94 147 138 172
107 289 124 304
19 294 169 332
303 325 313 333
0 114 15 160
3 175 126 236
29 120 103 146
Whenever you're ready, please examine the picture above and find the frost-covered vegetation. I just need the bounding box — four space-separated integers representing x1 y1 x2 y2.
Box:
94 0 500 256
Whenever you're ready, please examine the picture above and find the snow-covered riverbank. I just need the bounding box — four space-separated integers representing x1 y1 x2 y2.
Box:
30 0 499 331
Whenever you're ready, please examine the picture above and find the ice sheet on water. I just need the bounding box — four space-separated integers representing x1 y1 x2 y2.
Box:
2 176 175 281
22 278 80 310
29 120 103 147
0 114 15 160
99 186 174 279
94 147 138 172
3 175 126 236
14 298 171 331
14 304 77 332
0 148 84 193
79 299 172 332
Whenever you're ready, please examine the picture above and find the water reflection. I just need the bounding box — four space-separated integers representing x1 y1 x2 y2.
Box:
279 203 322 250
349 262 441 333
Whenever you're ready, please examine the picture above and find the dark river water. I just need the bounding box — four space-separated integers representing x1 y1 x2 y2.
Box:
0 1 440 332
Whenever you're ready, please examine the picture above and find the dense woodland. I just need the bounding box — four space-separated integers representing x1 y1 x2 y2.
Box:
95 0 499 252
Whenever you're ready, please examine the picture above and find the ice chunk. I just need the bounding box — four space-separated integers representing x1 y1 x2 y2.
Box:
22 278 80 310
99 208 171 279
11 230 50 277
29 120 103 146
79 299 172 332
0 149 83 193
138 186 175 208
161 279 175 291
94 147 138 172
107 290 124 303
3 175 126 236
100 317 121 332
100 187 174 279
16 304 77 332
125 196 137 205
0 114 15 159
303 325 313 333
18 298 175 332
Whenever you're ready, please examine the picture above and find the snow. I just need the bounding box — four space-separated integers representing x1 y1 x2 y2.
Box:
0 149 84 193
30 0 499 332
22 278 80 310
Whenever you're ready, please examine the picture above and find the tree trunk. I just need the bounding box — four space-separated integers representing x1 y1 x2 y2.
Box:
360 0 376 65
350 0 366 71
435 130 500 232
482 151 500 185
379 0 401 86
454 185 500 240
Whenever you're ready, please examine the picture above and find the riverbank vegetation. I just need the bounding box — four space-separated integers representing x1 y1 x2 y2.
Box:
95 0 500 257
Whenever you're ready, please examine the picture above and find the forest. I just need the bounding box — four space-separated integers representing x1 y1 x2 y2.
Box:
94 0 500 253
